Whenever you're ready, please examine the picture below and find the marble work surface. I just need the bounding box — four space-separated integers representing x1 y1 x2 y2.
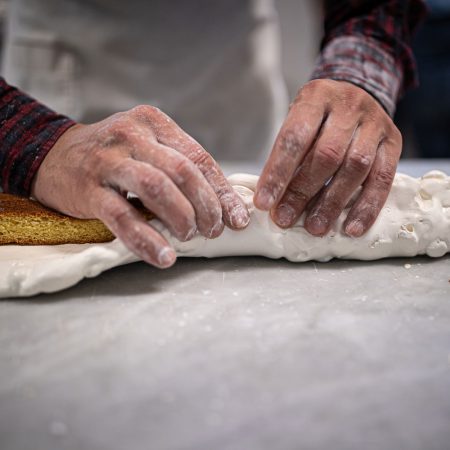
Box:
1 160 450 450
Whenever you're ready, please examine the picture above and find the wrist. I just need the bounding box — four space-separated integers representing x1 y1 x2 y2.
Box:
31 122 81 202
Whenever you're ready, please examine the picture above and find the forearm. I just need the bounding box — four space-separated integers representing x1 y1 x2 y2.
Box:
0 78 76 196
311 0 428 116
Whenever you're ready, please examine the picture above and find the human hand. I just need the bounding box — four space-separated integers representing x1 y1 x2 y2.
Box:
32 106 249 267
254 79 402 237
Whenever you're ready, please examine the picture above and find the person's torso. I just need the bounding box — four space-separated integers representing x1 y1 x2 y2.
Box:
3 0 289 161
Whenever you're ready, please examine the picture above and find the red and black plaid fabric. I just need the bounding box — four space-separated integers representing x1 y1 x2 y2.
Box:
312 0 428 115
0 78 75 196
321 0 427 92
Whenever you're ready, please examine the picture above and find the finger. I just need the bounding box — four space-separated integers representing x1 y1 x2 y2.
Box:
344 135 401 237
303 124 379 236
271 113 357 228
254 101 326 211
184 154 249 231
93 187 176 268
136 107 249 231
105 157 197 242
132 140 223 238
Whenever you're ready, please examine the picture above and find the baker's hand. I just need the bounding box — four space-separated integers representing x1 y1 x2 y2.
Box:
254 79 402 237
32 105 249 268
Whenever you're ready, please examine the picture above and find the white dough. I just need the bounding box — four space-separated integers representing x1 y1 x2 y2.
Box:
0 171 449 298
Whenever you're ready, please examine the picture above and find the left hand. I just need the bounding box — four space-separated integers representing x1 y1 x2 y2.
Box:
254 79 402 237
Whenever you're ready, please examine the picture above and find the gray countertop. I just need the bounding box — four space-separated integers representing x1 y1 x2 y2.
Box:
1 160 450 450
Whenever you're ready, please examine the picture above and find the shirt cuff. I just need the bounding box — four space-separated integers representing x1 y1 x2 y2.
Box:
0 78 76 196
310 35 403 117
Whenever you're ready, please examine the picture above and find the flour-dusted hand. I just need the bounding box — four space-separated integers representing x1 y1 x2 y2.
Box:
31 106 249 268
254 79 402 237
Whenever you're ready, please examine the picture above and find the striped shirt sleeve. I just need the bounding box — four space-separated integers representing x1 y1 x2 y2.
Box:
311 0 428 116
0 77 76 196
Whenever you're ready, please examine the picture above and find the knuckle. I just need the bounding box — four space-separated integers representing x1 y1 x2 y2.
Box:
173 157 196 184
346 151 372 174
319 190 345 214
111 165 162 199
215 183 231 201
187 147 215 170
314 201 341 224
123 225 154 257
128 105 169 128
285 189 309 206
297 80 318 98
96 119 133 147
347 95 367 115
374 168 395 191
362 198 381 217
302 78 330 95
109 123 131 143
325 196 344 215
284 179 312 205
104 204 134 228
140 173 167 198
315 144 343 169
130 104 160 119
339 85 372 114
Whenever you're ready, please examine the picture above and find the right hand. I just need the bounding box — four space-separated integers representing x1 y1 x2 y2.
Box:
31 105 250 268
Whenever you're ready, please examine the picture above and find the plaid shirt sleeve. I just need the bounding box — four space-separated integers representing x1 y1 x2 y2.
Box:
310 0 428 116
0 77 76 196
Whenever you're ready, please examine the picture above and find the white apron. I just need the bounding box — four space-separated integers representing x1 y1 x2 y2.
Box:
2 0 289 162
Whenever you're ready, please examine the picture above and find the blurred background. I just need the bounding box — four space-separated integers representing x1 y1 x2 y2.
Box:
394 0 450 158
0 0 448 159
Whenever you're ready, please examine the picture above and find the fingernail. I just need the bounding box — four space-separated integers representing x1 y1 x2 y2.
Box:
231 205 250 229
306 214 328 236
345 219 364 237
255 187 276 210
158 247 176 267
274 203 295 228
208 220 224 238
